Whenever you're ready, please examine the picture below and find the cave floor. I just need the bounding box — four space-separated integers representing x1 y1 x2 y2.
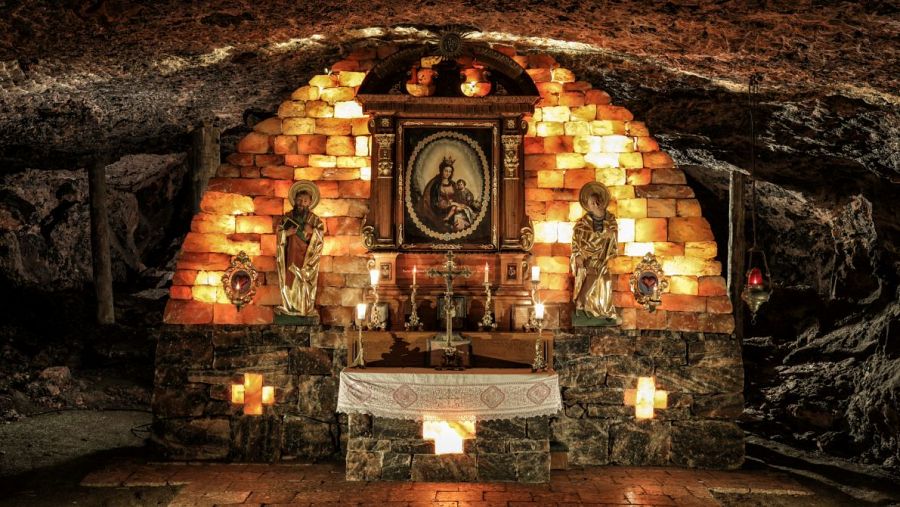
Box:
72 461 823 507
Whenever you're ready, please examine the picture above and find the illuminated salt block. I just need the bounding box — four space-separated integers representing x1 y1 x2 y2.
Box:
662 256 723 276
557 222 574 243
192 285 218 303
231 373 275 416
617 218 635 243
584 152 620 169
359 166 372 181
334 100 364 119
536 122 564 137
534 221 558 243
624 242 655 257
355 136 370 157
194 270 224 286
423 419 476 455
624 376 668 420
573 135 604 154
541 106 571 123
668 275 699 295
556 153 585 169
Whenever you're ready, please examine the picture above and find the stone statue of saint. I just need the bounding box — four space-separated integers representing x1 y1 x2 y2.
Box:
571 182 619 323
276 181 325 317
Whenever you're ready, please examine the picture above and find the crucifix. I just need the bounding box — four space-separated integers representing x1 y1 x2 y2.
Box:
427 251 471 369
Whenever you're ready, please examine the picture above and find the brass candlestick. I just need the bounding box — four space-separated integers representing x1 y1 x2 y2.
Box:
479 282 496 330
525 278 541 332
405 283 423 330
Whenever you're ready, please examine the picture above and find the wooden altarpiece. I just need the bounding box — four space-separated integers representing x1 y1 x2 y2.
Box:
356 42 541 331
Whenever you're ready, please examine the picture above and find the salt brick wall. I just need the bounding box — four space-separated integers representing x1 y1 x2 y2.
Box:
163 44 734 334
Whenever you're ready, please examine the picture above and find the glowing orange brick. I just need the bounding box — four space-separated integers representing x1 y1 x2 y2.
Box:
570 105 597 121
291 85 319 101
325 136 355 156
182 232 260 256
591 120 627 136
273 135 298 155
536 122 565 137
676 199 702 217
626 169 652 186
652 242 685 256
596 105 634 121
283 118 316 135
524 137 545 154
260 234 277 256
635 137 660 152
636 309 667 330
619 153 644 169
527 68 552 82
239 167 260 179
260 166 293 179
698 276 727 296
169 286 192 300
668 275 699 295
277 100 306 118
525 154 557 171
686 242 718 259
237 132 271 154
559 92 585 107
703 314 735 334
608 256 635 275
658 294 705 313
338 71 366 87
634 218 667 242
336 156 369 168
667 312 702 332
662 257 722 276
668 217 714 242
647 199 677 217
322 168 360 180
563 169 595 189
199 192 254 215
707 296 733 314
338 180 370 198
305 100 334 118
544 136 573 154
320 87 355 103
213 303 273 325
585 89 611 105
283 154 309 167
293 167 323 180
176 252 232 271
208 178 274 196
314 119 352 136
253 118 283 135
556 153 585 169
351 118 370 136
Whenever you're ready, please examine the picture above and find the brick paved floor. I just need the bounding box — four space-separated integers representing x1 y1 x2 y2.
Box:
81 461 813 506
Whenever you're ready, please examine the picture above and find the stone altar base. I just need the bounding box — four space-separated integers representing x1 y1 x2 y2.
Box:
346 415 551 483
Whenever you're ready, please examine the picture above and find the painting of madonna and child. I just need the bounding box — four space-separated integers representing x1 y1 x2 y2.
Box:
403 127 496 249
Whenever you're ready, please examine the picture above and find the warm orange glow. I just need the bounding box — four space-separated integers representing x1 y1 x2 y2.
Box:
624 376 668 420
624 242 655 257
423 419 476 455
231 373 275 416
617 218 635 243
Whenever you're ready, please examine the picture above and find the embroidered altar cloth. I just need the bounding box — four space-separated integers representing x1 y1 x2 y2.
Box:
337 368 562 421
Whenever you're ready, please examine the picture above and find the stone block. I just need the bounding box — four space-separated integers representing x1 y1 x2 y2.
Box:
176 252 232 271
617 198 647 218
550 417 609 465
477 418 526 439
208 177 274 196
291 85 319 101
706 296 733 314
635 309 667 330
282 417 338 460
381 453 412 481
537 170 563 188
685 241 718 259
235 215 273 234
477 453 517 481
476 439 508 454
315 119 352 136
289 347 333 375
668 275 699 295
297 134 328 154
525 154 557 171
559 91 585 107
277 100 306 118
237 132 271 154
163 300 213 324
200 191 254 215
563 168 595 189
558 356 607 388
662 257 722 277
390 439 434 454
295 375 337 419
260 165 294 179
283 118 317 135
635 136 660 152
516 452 551 483
526 416 551 440
191 213 235 234
590 333 635 356
556 153 585 169
230 415 282 462
346 451 383 481
283 154 309 167
411 454 477 482
671 421 743 469
651 169 687 185
609 421 671 465
536 122 565 137
325 136 355 156
702 314 735 334
373 418 420 439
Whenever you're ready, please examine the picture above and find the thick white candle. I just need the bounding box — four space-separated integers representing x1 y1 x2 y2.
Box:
356 303 367 320
369 269 380 286
484 262 489 283
535 302 545 320
531 266 541 282
413 265 417 285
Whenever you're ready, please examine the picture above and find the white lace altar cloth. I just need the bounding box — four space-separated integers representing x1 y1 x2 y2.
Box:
337 368 562 421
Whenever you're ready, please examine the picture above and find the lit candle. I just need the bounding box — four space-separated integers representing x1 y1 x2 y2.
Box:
369 268 380 286
531 266 541 282
484 262 489 283
747 267 763 288
356 303 367 321
413 265 417 285
534 302 545 320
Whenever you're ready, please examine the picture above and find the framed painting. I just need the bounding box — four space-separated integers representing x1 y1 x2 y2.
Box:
398 119 498 250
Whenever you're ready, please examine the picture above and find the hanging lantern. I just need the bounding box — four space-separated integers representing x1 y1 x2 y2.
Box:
460 62 491 97
741 247 772 323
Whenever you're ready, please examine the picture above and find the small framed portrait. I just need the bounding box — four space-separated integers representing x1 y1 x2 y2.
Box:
399 120 498 250
506 263 518 281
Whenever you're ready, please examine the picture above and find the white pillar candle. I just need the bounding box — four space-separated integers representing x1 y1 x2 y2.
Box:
531 266 541 282
413 265 417 285
484 263 489 283
369 268 380 286
356 303 367 320
534 302 545 320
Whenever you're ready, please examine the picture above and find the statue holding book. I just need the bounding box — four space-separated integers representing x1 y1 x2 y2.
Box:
276 181 325 317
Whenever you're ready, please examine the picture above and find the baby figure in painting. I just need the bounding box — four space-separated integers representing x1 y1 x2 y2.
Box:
444 179 478 231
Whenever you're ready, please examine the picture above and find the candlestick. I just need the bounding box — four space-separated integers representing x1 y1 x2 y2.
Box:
366 266 385 331
479 280 496 331
406 281 422 331
484 262 489 283
532 305 546 372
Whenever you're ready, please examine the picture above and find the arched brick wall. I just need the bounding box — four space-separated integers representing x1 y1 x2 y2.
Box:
164 43 734 334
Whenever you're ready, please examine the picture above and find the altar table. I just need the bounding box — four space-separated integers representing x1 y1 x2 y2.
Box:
337 367 562 421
